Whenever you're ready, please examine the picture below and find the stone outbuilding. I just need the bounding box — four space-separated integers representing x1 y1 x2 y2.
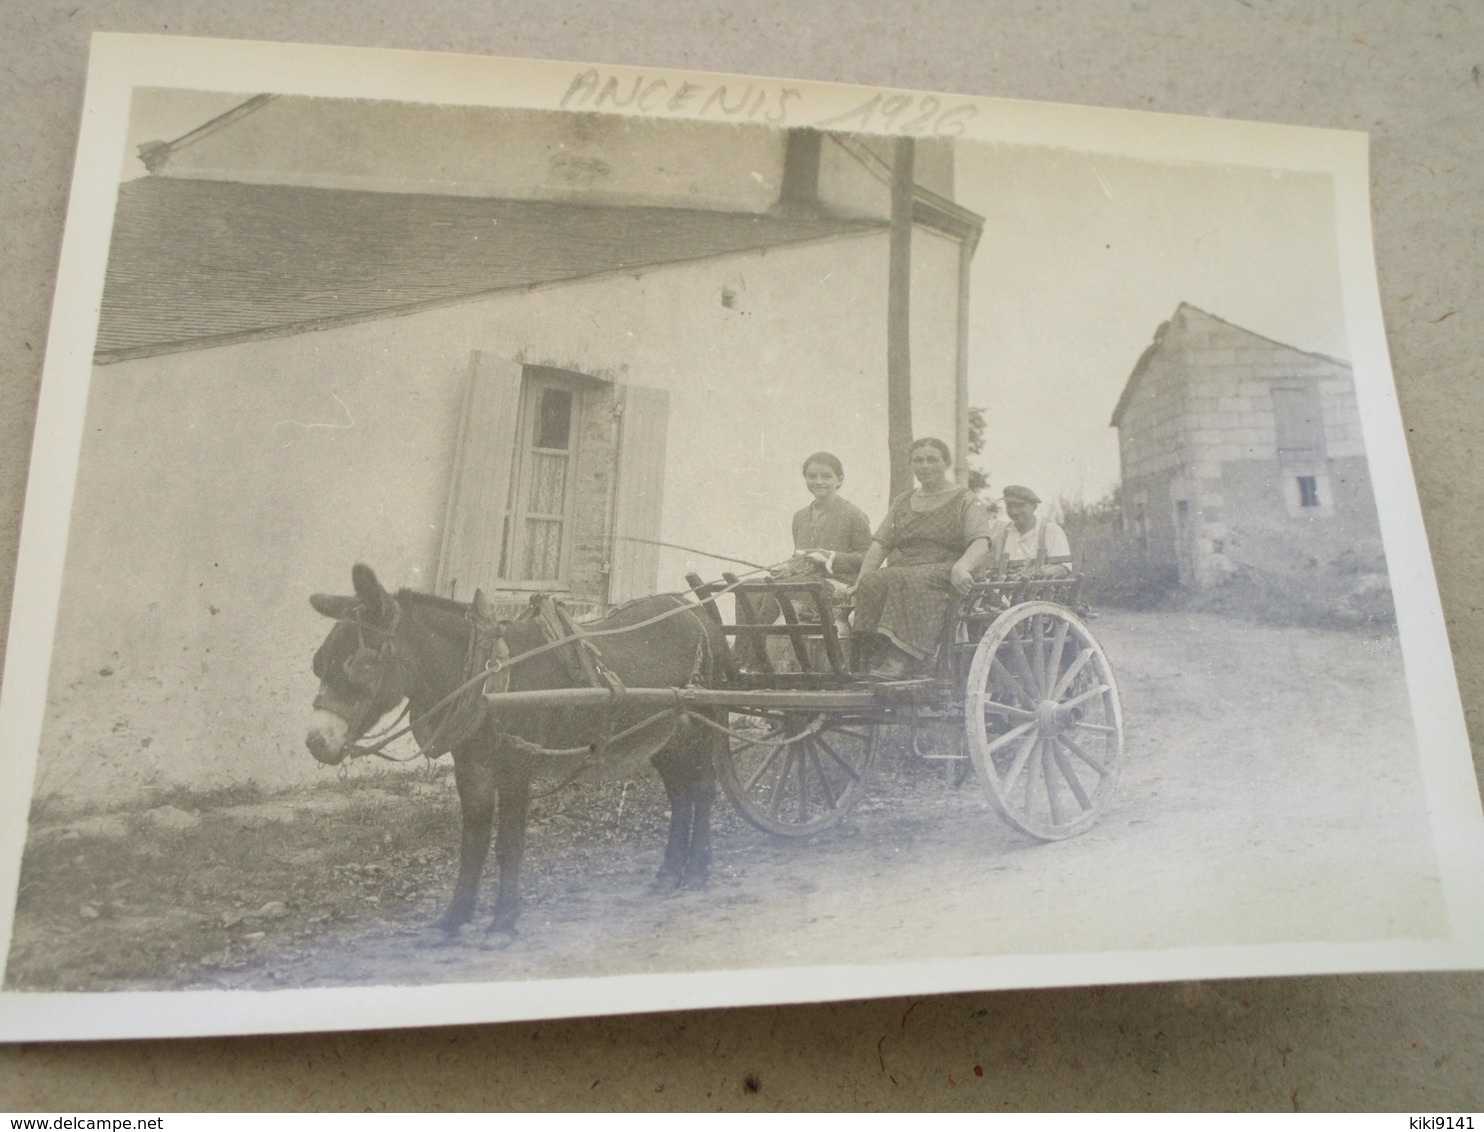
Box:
1110 303 1385 590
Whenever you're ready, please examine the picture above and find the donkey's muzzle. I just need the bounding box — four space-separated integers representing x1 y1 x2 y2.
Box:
306 708 352 766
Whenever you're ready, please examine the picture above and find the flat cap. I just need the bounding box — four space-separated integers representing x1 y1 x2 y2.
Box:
1001 484 1041 505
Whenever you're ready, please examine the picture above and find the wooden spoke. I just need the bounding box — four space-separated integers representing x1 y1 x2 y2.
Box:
766 751 795 815
1050 741 1094 810
742 739 791 793
1025 736 1048 818
1028 612 1046 681
1040 740 1067 827
1068 720 1118 737
794 749 811 819
974 699 1038 721
718 712 880 837
816 733 865 783
1002 731 1040 787
979 718 1037 760
1044 614 1068 694
806 743 841 809
1043 618 1070 696
989 656 1035 708
1006 628 1046 701
1056 683 1111 714
1057 733 1111 778
1050 648 1096 700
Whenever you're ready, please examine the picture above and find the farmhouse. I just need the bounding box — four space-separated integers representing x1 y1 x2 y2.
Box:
37 95 982 802
1110 303 1384 591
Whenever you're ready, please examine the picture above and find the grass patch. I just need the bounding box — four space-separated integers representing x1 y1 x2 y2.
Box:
1161 566 1396 632
6 759 764 991
142 779 269 812
6 768 463 991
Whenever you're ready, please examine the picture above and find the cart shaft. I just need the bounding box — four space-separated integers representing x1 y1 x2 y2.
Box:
482 685 884 711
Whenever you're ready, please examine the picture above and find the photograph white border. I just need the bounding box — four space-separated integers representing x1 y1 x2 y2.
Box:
0 32 1480 1041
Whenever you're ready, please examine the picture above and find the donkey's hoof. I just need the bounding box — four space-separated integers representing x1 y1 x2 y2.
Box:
650 871 684 894
415 923 465 949
480 926 520 951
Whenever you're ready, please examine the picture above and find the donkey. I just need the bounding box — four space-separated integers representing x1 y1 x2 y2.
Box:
305 564 728 945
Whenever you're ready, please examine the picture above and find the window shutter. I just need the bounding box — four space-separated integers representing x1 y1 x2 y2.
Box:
1272 384 1325 461
608 384 670 603
435 351 523 600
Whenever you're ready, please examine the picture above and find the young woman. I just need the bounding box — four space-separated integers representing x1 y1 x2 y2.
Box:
739 453 873 672
781 451 873 583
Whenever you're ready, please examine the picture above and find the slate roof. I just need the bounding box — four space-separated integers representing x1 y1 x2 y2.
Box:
96 177 883 362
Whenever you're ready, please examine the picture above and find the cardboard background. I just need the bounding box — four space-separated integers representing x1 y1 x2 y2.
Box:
2 0 1479 1110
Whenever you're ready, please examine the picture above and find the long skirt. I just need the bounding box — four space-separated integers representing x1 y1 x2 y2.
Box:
853 562 954 659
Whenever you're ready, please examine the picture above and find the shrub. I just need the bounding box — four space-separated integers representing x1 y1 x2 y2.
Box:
1059 490 1179 610
1055 489 1395 630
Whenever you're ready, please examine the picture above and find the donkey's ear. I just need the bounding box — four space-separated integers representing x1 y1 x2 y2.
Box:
350 564 390 618
310 593 356 619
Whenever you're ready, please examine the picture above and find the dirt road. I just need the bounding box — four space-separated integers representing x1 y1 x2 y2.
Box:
6 609 1447 997
201 609 1447 990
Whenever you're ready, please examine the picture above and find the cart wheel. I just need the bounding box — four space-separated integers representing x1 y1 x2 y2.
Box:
964 600 1123 840
717 710 879 837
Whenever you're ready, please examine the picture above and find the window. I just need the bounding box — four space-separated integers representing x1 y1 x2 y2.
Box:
500 375 581 582
436 352 670 606
1297 475 1320 508
1272 384 1325 461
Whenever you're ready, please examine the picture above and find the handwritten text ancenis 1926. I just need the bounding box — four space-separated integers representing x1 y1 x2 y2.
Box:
560 69 803 125
557 68 980 137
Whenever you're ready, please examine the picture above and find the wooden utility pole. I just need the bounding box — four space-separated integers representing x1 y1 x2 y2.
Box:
887 136 915 499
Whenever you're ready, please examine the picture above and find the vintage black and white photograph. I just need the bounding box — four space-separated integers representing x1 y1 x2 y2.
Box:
0 34 1479 1041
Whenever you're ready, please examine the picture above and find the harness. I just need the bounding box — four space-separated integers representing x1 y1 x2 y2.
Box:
331 578 737 767
313 600 404 720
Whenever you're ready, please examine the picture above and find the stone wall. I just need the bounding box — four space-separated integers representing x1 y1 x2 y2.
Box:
1116 305 1382 591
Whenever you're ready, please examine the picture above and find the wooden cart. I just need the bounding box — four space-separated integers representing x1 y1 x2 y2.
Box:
682 571 1126 841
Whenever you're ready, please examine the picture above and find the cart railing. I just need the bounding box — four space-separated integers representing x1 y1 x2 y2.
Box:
686 572 853 688
940 575 1085 682
687 571 1087 689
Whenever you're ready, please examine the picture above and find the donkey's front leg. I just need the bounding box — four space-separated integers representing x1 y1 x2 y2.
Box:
484 758 532 946
684 741 719 886
654 758 692 888
436 748 497 935
654 740 717 888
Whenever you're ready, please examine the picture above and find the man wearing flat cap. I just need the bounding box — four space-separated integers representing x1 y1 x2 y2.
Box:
988 485 1073 578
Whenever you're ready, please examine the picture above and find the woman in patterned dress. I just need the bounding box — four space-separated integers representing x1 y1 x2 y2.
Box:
850 438 994 678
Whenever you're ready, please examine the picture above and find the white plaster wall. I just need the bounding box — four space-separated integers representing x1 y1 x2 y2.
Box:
37 226 961 803
908 225 965 461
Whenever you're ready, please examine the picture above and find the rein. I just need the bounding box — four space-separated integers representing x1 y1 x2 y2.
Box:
335 569 768 764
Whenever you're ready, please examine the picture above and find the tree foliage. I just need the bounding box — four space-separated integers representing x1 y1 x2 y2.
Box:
965 405 990 495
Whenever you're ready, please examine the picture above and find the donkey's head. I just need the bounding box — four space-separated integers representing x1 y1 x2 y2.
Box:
305 564 411 766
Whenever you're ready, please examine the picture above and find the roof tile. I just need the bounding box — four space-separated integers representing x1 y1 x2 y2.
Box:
97 178 881 361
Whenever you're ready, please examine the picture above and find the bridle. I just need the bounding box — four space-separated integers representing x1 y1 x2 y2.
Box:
315 595 503 763
313 599 407 739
